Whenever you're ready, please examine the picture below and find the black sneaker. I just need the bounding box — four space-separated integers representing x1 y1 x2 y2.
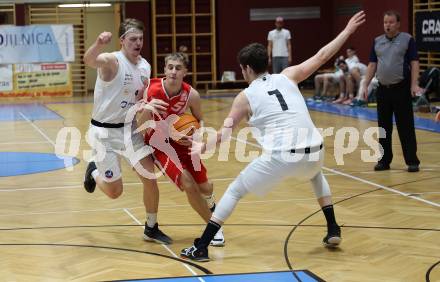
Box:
84 162 97 193
407 164 419 172
181 239 209 262
374 162 390 171
143 223 173 245
323 225 341 248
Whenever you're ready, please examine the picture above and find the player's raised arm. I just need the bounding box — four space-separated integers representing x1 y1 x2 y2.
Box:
83 31 118 81
282 11 365 84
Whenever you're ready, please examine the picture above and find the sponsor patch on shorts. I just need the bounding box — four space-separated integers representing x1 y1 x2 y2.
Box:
105 170 114 178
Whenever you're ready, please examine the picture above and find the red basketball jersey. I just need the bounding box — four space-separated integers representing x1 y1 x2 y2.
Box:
145 78 191 120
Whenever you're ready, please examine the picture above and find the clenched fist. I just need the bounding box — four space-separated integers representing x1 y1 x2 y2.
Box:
97 31 112 45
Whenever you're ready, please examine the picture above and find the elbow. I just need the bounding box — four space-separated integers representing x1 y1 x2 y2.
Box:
83 56 97 68
83 56 91 67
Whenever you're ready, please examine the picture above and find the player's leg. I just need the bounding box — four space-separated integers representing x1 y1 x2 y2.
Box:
314 74 324 97
180 174 249 261
185 156 225 246
181 156 280 261
135 155 173 245
84 150 124 199
310 170 341 247
198 181 215 211
197 181 225 247
343 73 355 104
333 74 346 103
180 170 212 222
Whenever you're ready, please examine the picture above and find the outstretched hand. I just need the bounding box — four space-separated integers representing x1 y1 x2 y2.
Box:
344 11 366 34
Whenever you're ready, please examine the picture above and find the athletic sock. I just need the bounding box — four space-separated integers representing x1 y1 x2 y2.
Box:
322 204 337 227
146 213 157 228
204 193 216 210
196 220 221 248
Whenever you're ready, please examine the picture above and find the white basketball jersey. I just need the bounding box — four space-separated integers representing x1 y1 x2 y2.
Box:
245 73 323 151
92 51 151 123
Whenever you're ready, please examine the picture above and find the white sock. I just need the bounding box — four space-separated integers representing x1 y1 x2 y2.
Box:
91 169 99 180
146 213 157 228
204 193 216 209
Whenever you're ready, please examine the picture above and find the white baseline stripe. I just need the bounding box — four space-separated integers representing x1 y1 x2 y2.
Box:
122 208 205 281
18 111 55 147
230 136 440 208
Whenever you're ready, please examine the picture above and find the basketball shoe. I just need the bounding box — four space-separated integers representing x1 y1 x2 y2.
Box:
144 223 173 245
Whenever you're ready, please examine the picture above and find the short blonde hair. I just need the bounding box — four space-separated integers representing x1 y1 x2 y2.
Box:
164 52 189 68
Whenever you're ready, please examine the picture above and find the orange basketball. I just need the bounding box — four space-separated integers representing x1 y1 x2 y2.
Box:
173 113 200 136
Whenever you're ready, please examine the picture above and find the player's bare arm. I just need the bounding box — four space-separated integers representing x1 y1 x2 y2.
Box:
212 91 250 148
192 91 250 154
188 88 203 123
281 11 365 84
83 31 118 82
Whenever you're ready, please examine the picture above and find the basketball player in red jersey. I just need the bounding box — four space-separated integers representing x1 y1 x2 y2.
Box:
141 52 225 246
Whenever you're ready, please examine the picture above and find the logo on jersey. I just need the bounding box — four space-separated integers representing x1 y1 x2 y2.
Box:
121 101 136 108
105 170 113 178
124 73 133 86
171 101 186 112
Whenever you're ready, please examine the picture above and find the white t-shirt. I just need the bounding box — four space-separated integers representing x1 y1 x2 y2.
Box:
92 51 151 124
345 55 360 69
267 28 291 57
244 73 323 151
356 62 367 76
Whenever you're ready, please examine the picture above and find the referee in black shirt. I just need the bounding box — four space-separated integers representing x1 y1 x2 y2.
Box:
361 10 421 172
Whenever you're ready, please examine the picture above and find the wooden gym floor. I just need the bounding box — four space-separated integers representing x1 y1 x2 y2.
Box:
0 93 439 282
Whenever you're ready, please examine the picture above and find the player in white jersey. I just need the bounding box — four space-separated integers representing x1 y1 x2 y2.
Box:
83 18 172 245
181 11 366 261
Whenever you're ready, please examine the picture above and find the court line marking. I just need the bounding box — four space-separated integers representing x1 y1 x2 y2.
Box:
123 208 206 282
0 177 234 192
229 136 440 208
1 191 439 218
0 141 51 145
18 111 55 147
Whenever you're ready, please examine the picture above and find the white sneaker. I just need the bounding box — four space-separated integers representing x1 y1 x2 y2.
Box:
210 228 225 247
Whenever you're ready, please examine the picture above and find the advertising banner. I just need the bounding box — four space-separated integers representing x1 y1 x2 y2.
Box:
415 11 440 52
0 24 74 64
0 63 72 97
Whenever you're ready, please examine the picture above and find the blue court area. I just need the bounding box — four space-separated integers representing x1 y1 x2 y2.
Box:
0 152 79 177
121 270 322 282
306 100 440 133
0 103 62 121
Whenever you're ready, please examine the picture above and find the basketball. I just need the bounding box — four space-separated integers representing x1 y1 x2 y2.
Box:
173 113 200 136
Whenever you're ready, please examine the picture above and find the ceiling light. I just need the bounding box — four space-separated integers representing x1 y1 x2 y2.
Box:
58 3 112 8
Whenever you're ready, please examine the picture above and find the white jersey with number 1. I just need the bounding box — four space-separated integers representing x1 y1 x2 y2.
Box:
244 73 323 151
